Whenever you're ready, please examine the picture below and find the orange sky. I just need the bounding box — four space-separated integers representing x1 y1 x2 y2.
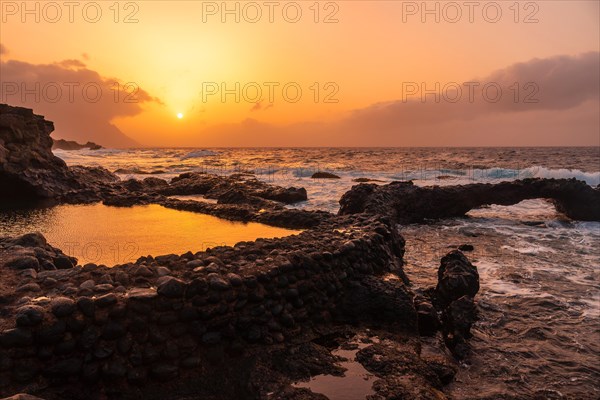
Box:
1 1 599 147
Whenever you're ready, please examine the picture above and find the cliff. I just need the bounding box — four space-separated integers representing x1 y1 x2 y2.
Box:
0 104 117 201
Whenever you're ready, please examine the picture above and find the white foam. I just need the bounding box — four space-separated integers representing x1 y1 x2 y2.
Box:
519 166 600 187
501 244 556 255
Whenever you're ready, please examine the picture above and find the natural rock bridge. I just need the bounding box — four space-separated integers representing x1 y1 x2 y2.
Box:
339 179 600 223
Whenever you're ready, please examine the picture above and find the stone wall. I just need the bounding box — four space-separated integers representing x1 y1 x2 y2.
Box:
0 215 414 395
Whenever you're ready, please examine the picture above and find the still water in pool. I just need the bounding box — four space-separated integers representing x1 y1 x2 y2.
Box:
0 203 301 266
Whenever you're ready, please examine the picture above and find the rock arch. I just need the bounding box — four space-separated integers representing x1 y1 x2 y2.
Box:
339 179 600 223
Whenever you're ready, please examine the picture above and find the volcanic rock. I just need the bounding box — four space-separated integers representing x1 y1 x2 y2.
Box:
339 179 600 222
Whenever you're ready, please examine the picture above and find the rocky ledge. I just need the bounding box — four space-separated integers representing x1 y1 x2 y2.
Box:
339 179 600 223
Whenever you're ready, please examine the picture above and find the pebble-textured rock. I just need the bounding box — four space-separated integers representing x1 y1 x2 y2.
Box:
0 214 416 394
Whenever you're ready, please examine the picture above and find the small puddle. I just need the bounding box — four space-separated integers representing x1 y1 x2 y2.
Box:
0 203 301 266
293 336 377 400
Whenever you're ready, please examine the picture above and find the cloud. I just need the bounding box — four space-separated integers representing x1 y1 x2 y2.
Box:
0 57 161 148
56 59 87 69
0 44 7 55
181 52 599 147
344 52 600 130
249 100 274 112
250 100 263 112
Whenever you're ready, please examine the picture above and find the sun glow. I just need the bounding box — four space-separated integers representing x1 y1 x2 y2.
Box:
177 113 184 119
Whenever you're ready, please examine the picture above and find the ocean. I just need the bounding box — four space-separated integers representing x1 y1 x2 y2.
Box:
9 147 600 398
52 147 600 213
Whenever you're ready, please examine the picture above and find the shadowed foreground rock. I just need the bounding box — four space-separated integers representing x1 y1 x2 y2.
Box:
434 251 480 359
339 179 600 222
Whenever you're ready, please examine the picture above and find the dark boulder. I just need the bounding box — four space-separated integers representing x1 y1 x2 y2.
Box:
43 357 83 378
11 232 47 247
150 363 179 381
0 328 34 347
311 172 340 179
435 250 479 307
15 305 45 327
430 251 481 358
157 276 186 298
51 297 76 317
441 295 478 359
6 256 40 270
53 255 75 269
414 293 440 336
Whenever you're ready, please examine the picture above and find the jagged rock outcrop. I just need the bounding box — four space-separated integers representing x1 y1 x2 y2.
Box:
435 251 480 307
52 139 102 151
0 104 117 201
433 251 480 359
339 179 600 222
159 172 308 204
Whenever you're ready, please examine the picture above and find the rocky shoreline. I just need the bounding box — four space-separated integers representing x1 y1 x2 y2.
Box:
0 223 475 399
1 104 597 399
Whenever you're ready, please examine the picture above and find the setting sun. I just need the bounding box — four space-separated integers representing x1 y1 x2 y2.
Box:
177 113 184 119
